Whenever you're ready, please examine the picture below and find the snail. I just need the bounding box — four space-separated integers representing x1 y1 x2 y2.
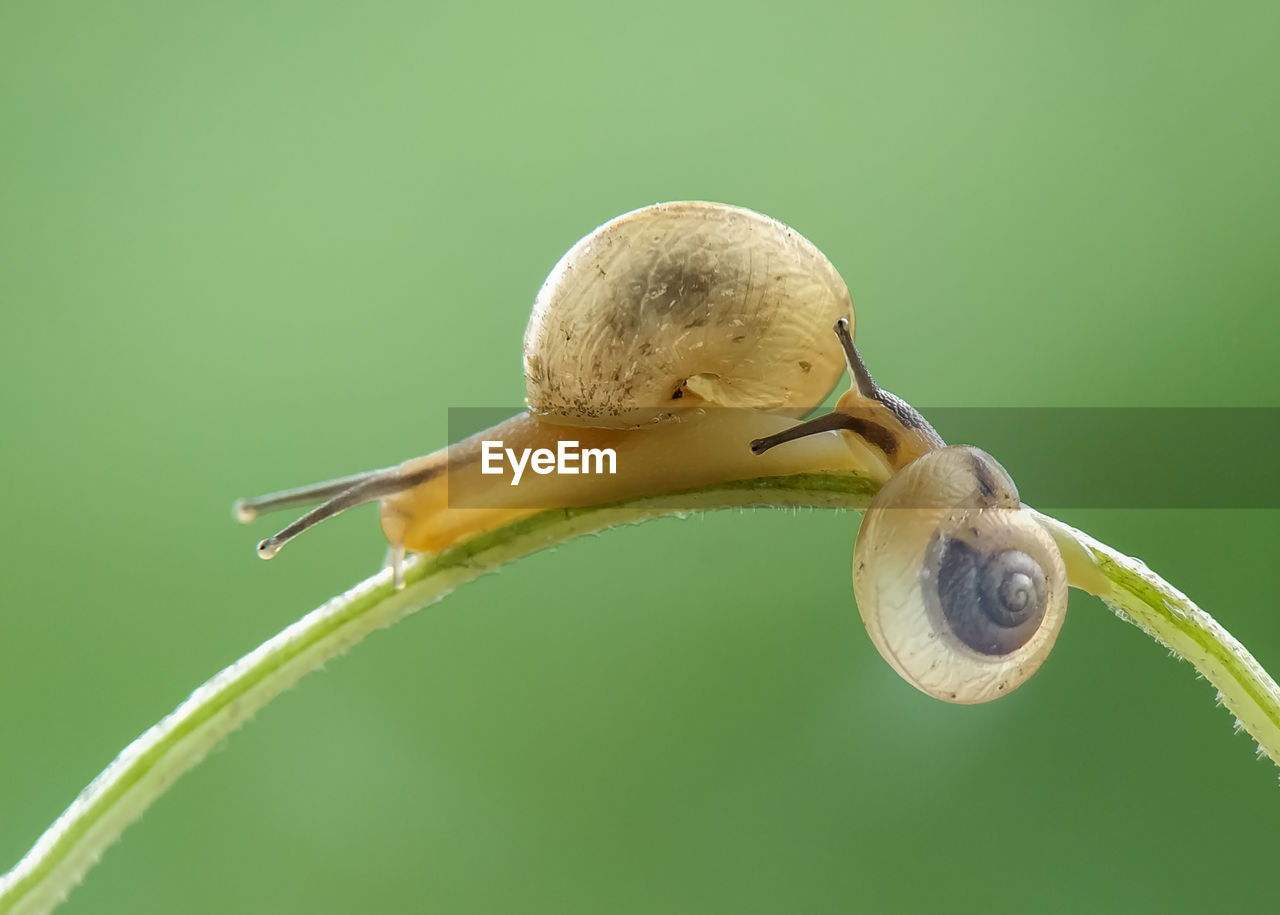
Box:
235 201 866 574
852 446 1068 703
752 319 1069 703
235 200 1068 703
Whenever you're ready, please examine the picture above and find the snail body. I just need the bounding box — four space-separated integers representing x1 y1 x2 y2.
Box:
378 406 863 554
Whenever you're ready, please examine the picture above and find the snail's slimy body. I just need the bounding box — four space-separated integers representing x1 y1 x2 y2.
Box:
374 201 862 553
380 408 880 554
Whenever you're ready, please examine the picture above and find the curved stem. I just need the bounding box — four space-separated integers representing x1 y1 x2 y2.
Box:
2 474 1276 914
1031 509 1280 766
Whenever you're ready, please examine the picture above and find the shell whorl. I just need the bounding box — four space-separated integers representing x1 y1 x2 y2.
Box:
523 201 852 427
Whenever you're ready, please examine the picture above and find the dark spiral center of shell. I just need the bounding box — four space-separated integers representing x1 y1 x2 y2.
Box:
933 538 1047 656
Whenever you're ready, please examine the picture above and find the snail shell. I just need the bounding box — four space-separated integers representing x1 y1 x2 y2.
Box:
853 445 1068 703
523 201 853 427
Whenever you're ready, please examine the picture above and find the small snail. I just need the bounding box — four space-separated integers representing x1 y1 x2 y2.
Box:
751 320 1069 703
853 446 1068 703
235 200 1069 703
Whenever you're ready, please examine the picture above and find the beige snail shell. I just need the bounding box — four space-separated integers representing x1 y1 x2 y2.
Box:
523 201 853 427
853 445 1068 703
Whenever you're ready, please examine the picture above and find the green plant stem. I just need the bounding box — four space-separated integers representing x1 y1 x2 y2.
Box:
1032 509 1280 765
2 473 1277 915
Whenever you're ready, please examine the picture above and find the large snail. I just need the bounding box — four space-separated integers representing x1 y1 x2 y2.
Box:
235 201 1069 704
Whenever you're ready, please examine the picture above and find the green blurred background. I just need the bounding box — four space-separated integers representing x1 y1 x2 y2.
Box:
3 1 1279 912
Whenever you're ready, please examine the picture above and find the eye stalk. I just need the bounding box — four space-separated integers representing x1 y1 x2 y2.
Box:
749 318 944 473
